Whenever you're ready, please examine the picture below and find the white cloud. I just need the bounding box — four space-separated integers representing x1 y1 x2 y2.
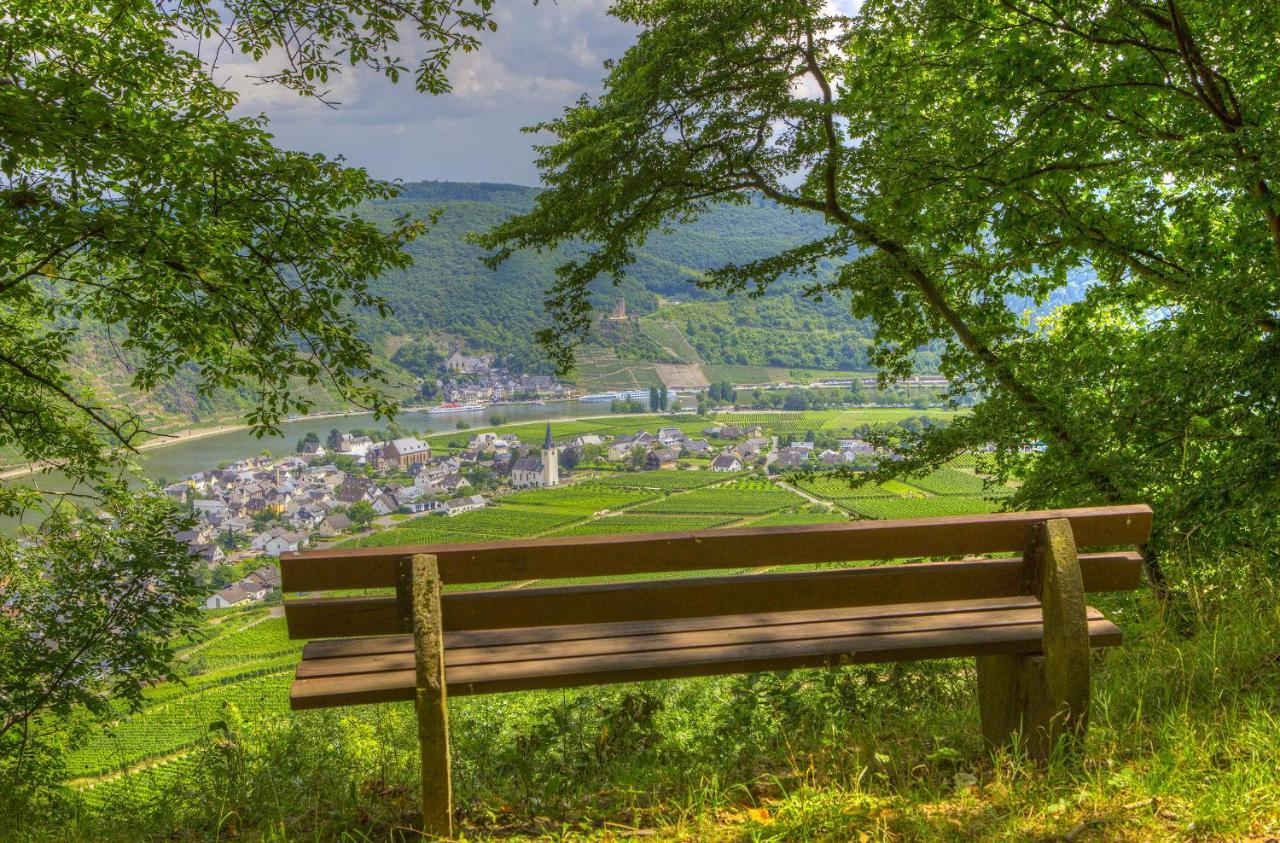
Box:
218 1 636 184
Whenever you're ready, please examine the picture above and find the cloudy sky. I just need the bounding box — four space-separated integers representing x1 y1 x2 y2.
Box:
225 2 637 187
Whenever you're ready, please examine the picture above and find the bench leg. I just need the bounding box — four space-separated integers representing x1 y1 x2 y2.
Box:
976 653 1058 760
412 554 453 838
977 518 1092 761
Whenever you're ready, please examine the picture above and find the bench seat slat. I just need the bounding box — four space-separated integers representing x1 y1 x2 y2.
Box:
302 594 1045 660
289 605 1122 709
298 604 1108 677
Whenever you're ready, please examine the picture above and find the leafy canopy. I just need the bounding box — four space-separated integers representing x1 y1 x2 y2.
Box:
3 0 495 501
480 0 1280 563
0 0 496 798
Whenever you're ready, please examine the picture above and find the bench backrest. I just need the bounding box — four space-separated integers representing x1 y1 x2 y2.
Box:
281 505 1152 640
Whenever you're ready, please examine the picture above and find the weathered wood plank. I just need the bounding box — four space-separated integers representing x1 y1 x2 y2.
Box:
411 554 453 839
303 594 1045 660
284 594 404 640
979 519 1093 761
1038 519 1092 757
284 551 1142 639
296 605 1110 679
281 505 1153 591
439 552 1140 632
289 618 1123 708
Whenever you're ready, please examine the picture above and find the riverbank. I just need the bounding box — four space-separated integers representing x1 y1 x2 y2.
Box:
0 410 377 482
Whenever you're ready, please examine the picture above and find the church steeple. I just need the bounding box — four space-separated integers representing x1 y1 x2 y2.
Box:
540 422 560 486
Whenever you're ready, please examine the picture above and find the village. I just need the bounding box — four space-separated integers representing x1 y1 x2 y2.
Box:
433 350 574 406
169 417 890 611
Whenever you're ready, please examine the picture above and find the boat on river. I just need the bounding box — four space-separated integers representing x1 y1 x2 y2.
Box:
424 401 487 414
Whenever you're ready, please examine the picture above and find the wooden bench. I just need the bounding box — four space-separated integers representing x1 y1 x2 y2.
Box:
282 504 1152 838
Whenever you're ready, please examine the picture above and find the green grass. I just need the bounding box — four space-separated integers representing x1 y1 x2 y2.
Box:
844 495 1000 519
631 479 803 516
30 562 1280 842
904 466 1012 498
543 513 738 536
501 482 659 513
28 450 1280 842
65 670 294 781
599 469 737 491
749 508 851 527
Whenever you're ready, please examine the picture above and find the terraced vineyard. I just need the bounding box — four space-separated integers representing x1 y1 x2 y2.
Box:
632 479 803 516
750 508 852 527
69 661 294 783
710 409 955 434
599 469 736 491
903 466 1010 497
346 506 581 547
795 475 899 502
545 513 738 536
196 617 299 671
842 495 999 519
503 482 658 513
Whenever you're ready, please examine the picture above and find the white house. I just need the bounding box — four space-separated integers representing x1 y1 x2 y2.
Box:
262 531 305 556
443 495 486 516
839 438 877 456
371 494 398 515
192 499 228 517
711 454 743 472
204 585 251 610
337 435 374 458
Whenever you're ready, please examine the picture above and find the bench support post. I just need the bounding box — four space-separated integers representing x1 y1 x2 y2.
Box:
977 518 1091 761
409 554 453 838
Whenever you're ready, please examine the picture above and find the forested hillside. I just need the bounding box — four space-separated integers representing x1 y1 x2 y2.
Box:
356 181 888 377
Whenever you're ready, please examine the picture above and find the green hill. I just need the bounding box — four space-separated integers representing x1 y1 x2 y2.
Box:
357 181 895 386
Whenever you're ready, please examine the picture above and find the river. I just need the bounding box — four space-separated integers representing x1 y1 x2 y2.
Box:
1 399 623 532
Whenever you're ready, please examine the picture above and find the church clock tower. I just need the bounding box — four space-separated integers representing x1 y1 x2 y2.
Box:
541 422 560 486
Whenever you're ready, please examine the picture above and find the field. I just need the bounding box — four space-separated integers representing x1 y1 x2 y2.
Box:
637 318 704 364
569 347 663 391
794 466 1013 519
420 409 968 455
598 469 733 491
631 478 803 516
67 613 300 786
503 482 658 513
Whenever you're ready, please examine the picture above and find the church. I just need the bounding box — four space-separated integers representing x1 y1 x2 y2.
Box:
510 423 561 488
